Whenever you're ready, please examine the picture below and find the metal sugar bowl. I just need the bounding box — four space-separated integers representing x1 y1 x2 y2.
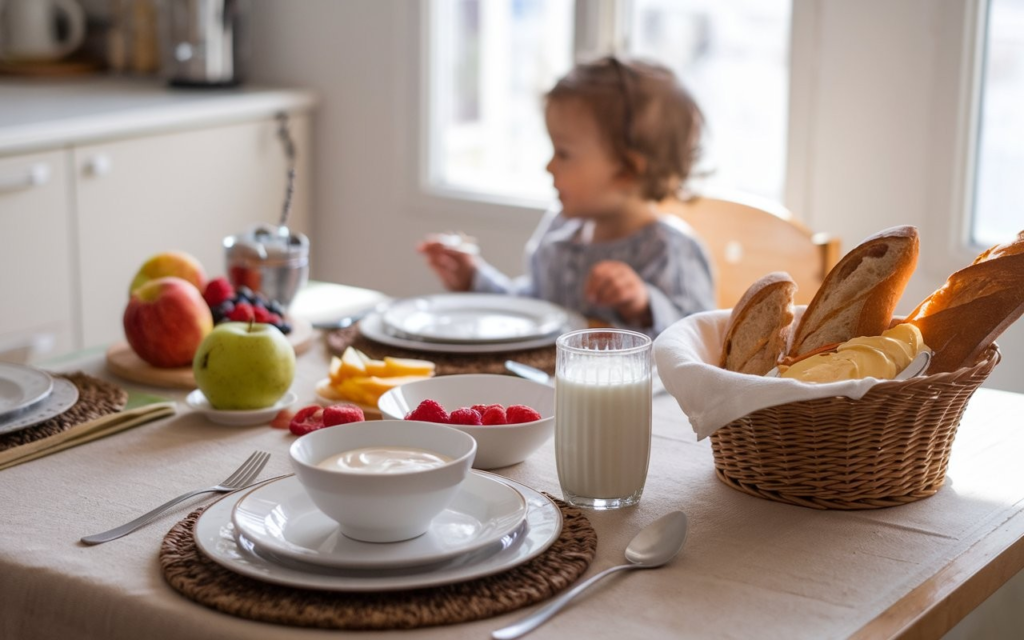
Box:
224 224 309 310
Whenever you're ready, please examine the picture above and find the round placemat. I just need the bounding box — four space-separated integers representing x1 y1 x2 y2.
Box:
0 373 128 452
160 495 596 630
326 324 556 376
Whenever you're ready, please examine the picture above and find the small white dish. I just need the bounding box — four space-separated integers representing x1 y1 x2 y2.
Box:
194 473 563 592
289 420 476 542
378 374 554 469
0 377 78 435
185 389 297 426
233 472 527 569
382 293 570 344
359 310 586 354
0 363 53 418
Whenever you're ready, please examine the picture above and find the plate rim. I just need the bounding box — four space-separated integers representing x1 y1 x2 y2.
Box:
193 472 563 592
359 310 586 354
0 363 53 417
381 293 570 344
0 377 78 435
186 389 298 425
231 471 529 569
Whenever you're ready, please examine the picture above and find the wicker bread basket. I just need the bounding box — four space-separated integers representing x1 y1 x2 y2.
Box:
710 345 1001 510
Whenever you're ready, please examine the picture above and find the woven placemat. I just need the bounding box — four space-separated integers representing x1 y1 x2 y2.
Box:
160 496 596 630
0 372 128 452
326 324 556 376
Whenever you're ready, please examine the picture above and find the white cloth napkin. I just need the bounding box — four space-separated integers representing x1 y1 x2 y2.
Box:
653 309 887 440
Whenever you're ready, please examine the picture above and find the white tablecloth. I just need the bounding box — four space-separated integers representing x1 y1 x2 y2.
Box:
3 337 1024 639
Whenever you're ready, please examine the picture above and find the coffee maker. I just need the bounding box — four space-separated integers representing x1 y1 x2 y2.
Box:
160 0 248 87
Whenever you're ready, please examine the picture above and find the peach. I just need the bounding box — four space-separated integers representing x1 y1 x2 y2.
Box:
129 251 206 295
124 277 213 368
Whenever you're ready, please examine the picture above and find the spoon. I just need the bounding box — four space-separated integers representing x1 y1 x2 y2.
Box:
491 510 689 640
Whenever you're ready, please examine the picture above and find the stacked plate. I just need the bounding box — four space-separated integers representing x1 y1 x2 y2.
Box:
194 471 562 591
0 363 79 435
359 293 587 354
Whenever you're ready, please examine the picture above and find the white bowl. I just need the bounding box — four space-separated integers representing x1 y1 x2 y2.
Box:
186 389 297 426
289 420 476 543
377 374 555 470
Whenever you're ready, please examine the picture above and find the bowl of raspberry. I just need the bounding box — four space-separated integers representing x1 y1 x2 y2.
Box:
377 374 554 470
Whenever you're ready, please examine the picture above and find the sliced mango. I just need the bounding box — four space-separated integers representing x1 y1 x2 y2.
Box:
350 374 433 398
336 346 367 380
383 356 436 377
363 359 389 377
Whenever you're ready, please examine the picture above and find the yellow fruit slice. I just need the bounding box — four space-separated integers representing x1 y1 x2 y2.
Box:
336 378 378 407
383 356 436 377
337 346 367 379
350 375 432 402
363 359 389 377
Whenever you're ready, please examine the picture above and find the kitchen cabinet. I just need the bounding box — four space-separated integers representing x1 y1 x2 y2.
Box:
0 149 77 360
0 108 311 359
75 115 311 347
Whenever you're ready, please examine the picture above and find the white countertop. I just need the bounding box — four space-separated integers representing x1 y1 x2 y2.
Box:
0 77 317 155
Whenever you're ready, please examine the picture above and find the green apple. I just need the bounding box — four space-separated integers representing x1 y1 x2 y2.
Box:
192 322 296 410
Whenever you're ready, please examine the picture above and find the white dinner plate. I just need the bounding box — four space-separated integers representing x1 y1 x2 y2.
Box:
233 472 528 569
382 294 570 344
359 311 586 354
186 390 297 426
194 473 562 592
0 377 78 435
0 363 53 418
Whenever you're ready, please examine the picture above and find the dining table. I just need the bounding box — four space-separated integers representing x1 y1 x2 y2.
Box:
3 284 1024 639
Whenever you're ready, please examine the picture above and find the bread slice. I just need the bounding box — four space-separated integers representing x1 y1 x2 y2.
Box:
788 226 919 357
905 230 1024 372
721 272 797 375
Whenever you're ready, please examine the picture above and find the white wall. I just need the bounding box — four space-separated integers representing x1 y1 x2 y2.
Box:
247 0 1022 393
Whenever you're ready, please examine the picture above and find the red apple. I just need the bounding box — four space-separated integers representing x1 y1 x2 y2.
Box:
129 251 206 295
124 277 214 368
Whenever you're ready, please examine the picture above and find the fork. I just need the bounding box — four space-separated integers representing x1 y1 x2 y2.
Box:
81 451 270 545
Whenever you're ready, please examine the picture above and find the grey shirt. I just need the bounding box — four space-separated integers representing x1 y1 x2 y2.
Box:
471 209 716 335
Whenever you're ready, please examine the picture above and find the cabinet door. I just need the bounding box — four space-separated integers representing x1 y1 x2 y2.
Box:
0 150 77 361
74 115 311 348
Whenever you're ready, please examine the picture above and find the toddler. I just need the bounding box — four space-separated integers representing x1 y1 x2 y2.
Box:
419 56 715 335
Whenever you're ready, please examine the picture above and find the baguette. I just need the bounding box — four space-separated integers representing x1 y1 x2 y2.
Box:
721 272 797 375
904 230 1024 373
788 225 919 357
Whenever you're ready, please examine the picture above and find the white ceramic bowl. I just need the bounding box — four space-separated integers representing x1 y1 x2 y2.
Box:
377 374 555 470
289 420 476 543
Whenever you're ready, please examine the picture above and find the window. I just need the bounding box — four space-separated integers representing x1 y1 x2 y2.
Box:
972 0 1024 246
427 0 792 205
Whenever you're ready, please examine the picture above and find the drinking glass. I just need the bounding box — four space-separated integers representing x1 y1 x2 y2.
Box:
555 329 653 510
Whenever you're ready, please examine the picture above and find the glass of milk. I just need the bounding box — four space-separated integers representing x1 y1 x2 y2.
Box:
555 329 652 510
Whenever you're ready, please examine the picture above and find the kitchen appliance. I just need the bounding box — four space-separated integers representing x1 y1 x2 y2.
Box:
160 0 248 87
224 224 309 311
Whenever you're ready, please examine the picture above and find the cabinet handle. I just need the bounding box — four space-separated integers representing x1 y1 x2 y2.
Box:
84 154 113 177
0 163 51 194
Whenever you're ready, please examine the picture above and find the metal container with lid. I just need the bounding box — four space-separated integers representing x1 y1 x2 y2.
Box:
224 223 308 310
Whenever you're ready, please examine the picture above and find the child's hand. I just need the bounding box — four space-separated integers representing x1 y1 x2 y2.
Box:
585 261 652 326
417 239 477 292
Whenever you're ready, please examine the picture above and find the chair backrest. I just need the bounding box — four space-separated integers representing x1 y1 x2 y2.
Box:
663 193 840 309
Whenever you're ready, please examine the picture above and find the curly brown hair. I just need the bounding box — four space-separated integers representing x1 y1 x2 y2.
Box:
546 56 704 201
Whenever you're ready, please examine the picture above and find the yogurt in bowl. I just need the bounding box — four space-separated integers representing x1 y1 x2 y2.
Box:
289 420 476 543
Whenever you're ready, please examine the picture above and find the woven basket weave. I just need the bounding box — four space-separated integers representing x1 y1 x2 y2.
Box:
710 345 1000 510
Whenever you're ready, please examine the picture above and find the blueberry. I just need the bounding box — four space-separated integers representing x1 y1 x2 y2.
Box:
268 300 284 316
278 322 292 335
236 287 253 303
215 300 235 317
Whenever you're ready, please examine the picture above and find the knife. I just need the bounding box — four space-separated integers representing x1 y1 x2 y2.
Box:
504 360 552 385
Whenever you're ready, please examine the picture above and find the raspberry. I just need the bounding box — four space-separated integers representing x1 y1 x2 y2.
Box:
405 399 450 423
252 306 273 323
289 405 325 435
506 405 542 424
270 409 294 429
481 406 508 425
228 302 255 322
323 404 365 426
472 403 504 416
203 277 234 308
449 407 483 425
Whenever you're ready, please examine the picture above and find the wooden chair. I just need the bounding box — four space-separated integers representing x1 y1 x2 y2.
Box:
662 192 840 309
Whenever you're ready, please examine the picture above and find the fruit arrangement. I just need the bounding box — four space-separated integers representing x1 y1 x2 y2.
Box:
405 399 541 425
203 276 292 335
193 322 296 410
318 347 436 407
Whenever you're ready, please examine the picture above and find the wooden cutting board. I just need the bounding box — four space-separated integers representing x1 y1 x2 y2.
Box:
105 318 315 390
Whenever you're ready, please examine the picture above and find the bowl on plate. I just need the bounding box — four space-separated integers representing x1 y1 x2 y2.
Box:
377 374 555 470
289 420 476 543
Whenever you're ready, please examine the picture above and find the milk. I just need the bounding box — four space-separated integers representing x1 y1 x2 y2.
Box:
555 360 652 505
